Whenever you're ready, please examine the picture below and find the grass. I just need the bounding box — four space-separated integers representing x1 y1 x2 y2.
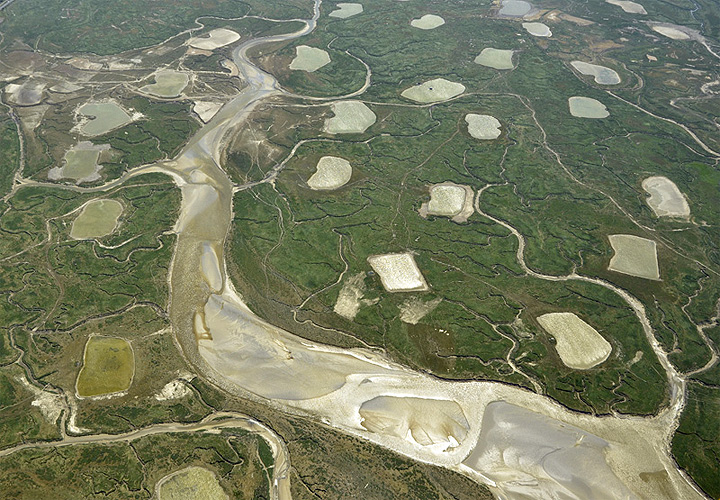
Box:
0 0 313 55
0 431 270 500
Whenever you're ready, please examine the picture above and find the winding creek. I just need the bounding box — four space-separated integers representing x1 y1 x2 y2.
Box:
1 0 712 498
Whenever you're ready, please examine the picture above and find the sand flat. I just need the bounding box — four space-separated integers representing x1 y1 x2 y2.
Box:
410 14 445 29
360 396 469 449
140 70 189 98
474 48 515 70
188 28 240 50
329 2 363 18
200 242 223 292
419 182 474 223
642 176 690 218
324 101 376 134
570 61 621 85
77 100 132 136
568 96 609 118
606 0 647 14
401 78 465 103
307 156 352 190
289 45 331 72
608 234 660 280
193 101 223 123
199 294 399 400
522 22 552 37
399 296 442 324
463 401 636 499
499 0 532 17
49 142 110 184
536 312 612 369
368 253 429 292
465 114 502 139
334 272 369 320
70 199 123 240
652 25 690 40
157 467 228 500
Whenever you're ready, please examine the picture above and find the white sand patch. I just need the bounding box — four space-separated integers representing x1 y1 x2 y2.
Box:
329 2 364 18
606 0 647 14
175 184 220 233
200 242 223 292
368 253 429 292
651 25 690 40
568 96 609 118
641 176 690 218
334 272 378 320
16 375 64 425
155 379 192 401
199 294 400 400
608 234 660 280
474 48 515 70
193 101 223 123
401 78 465 103
324 101 376 134
570 61 621 85
188 28 240 50
419 182 474 223
307 156 353 190
536 312 612 369
289 45 331 72
360 396 469 449
463 401 637 499
399 296 442 324
410 14 445 30
522 22 552 37
465 114 502 139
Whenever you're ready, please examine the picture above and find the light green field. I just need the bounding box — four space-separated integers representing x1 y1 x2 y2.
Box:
570 61 620 85
401 78 465 103
289 45 331 72
76 336 134 397
474 48 515 70
48 142 110 183
329 2 363 19
568 96 609 118
157 466 229 500
410 14 445 30
70 199 123 239
140 70 189 98
499 0 532 17
78 101 132 136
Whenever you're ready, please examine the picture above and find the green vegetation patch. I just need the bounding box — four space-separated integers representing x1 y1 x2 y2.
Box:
0 430 270 499
76 336 135 397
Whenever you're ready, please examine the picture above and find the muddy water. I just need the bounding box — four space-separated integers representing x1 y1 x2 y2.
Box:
160 1 704 499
